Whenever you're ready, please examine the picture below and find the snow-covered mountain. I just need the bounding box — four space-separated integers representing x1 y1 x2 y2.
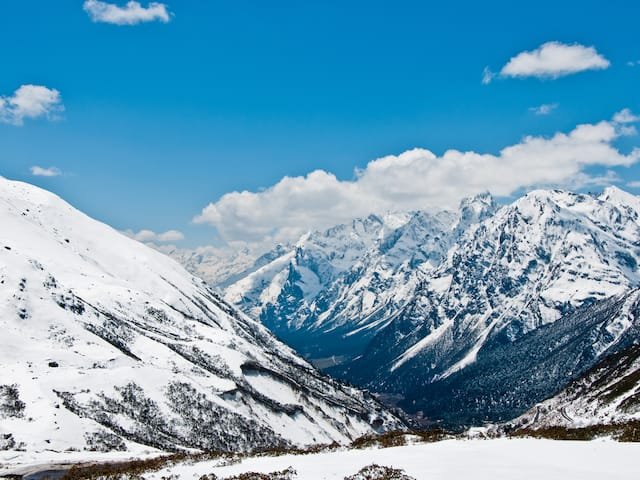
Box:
224 193 496 363
151 244 257 287
223 186 640 426
0 177 403 457
341 188 640 393
155 243 290 288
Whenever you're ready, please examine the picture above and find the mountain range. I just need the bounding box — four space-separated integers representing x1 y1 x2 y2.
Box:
216 186 640 428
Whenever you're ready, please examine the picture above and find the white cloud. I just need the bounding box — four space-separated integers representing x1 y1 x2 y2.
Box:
126 229 156 242
613 108 640 124
157 230 184 242
83 1 171 25
529 103 558 115
627 60 640 67
626 180 640 188
499 41 610 79
481 67 495 85
566 169 620 189
613 109 640 136
195 112 640 247
0 85 63 126
124 229 184 243
30 166 62 177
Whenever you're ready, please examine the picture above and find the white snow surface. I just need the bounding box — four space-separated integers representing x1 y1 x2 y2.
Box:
0 177 401 461
145 439 640 480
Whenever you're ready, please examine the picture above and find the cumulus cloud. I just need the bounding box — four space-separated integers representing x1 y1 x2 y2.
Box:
498 41 610 79
567 170 621 189
157 230 185 242
613 108 640 136
125 229 184 243
529 103 558 115
30 166 62 177
83 0 171 25
0 85 63 126
195 112 640 246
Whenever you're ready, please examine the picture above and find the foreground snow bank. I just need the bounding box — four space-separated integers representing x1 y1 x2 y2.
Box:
147 439 640 480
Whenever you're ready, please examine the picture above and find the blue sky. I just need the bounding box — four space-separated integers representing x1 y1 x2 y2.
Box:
2 1 640 249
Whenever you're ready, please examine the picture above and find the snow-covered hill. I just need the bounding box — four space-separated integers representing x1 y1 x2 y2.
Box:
0 177 402 459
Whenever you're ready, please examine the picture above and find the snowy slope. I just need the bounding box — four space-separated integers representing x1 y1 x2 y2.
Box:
0 177 403 459
390 289 640 426
515 320 640 430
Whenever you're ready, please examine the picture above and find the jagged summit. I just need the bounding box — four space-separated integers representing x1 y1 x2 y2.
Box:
455 191 498 234
457 190 495 214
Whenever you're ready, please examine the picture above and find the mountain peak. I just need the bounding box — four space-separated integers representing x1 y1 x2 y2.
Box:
512 188 589 214
600 185 640 210
456 191 497 229
458 190 494 208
